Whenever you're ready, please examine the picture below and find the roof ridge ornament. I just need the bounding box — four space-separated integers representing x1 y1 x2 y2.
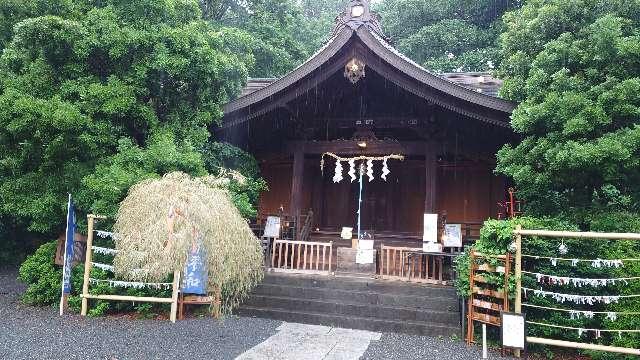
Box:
332 0 384 38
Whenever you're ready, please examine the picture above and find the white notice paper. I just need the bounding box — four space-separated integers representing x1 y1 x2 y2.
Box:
501 312 526 350
263 216 281 238
358 239 374 250
423 214 438 243
356 249 374 264
443 224 462 248
341 227 353 240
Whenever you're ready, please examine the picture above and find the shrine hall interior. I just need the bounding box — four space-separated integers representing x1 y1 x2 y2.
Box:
217 16 518 237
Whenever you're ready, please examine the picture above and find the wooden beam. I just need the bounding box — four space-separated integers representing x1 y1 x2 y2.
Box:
286 140 425 156
290 147 305 221
424 141 437 213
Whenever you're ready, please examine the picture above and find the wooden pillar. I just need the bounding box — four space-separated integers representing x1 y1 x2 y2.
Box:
290 147 305 221
424 141 438 213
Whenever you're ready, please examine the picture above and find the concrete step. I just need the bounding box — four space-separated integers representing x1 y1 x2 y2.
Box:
236 306 459 337
262 274 457 298
252 283 458 312
243 294 460 325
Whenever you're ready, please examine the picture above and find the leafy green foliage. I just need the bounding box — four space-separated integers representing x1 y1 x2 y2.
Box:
496 0 640 224
0 0 251 234
18 239 173 317
376 0 523 72
456 216 640 358
201 142 267 218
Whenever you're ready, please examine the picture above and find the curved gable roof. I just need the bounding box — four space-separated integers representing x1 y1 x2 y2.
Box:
222 24 515 128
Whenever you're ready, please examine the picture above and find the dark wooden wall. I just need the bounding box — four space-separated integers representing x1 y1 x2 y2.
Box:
257 155 506 233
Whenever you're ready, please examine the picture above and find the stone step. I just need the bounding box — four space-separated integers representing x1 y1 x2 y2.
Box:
262 274 457 298
237 306 459 337
243 294 460 325
252 283 458 312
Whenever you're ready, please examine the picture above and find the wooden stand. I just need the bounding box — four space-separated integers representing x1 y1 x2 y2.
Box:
466 250 511 352
178 285 222 320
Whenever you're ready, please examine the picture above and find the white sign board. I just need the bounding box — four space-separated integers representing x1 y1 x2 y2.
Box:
501 312 526 350
358 239 374 250
356 249 374 264
341 227 353 240
443 224 462 248
422 214 438 243
263 216 281 238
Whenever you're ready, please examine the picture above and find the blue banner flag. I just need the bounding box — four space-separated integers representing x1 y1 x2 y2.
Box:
182 241 207 295
61 194 76 294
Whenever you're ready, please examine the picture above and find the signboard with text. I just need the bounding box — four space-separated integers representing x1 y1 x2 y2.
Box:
263 216 281 238
182 242 208 295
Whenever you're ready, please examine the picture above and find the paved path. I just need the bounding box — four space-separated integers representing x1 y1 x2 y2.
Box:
236 323 381 360
1 267 510 360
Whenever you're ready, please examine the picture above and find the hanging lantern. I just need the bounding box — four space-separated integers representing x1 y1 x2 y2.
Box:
344 58 365 84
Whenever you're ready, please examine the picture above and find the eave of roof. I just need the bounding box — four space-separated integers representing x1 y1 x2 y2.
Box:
223 24 516 125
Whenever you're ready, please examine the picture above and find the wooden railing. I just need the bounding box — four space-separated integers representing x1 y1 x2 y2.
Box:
271 239 333 275
379 244 447 285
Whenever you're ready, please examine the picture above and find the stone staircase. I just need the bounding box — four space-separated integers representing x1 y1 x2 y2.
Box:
236 273 461 337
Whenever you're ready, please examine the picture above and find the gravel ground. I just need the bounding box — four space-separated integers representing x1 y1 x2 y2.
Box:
1 267 511 360
362 333 512 360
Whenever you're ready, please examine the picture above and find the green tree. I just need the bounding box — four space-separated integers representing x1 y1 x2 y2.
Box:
496 0 640 223
376 0 523 72
0 0 251 234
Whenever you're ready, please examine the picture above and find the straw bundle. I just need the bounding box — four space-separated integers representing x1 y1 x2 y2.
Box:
113 172 263 313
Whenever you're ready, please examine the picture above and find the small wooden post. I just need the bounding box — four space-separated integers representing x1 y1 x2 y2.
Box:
80 215 96 316
514 224 523 357
170 270 181 323
328 241 333 274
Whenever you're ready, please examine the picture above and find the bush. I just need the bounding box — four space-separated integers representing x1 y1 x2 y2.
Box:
18 239 172 317
455 215 640 358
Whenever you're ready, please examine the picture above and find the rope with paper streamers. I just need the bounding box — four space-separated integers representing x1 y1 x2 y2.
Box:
523 271 640 287
521 254 640 267
526 321 640 339
320 152 404 183
522 255 640 340
89 278 172 290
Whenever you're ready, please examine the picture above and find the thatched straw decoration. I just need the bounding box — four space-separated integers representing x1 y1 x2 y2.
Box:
113 172 264 314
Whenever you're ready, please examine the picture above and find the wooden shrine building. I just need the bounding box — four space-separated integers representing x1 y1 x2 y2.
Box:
217 0 517 240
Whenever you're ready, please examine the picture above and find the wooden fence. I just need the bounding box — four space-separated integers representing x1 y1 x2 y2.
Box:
379 245 447 285
80 214 181 322
271 239 333 275
514 226 640 356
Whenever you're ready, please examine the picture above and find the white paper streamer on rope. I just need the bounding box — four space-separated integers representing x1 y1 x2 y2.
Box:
320 152 404 183
96 230 114 238
522 303 640 318
92 246 119 255
366 159 374 182
92 262 114 272
348 159 356 182
333 161 344 183
89 278 172 290
381 158 390 181
525 271 635 287
521 287 640 305
527 321 640 335
523 254 627 268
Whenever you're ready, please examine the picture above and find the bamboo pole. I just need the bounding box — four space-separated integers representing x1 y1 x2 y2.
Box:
170 270 180 323
81 294 175 303
514 224 523 358
513 229 640 240
80 215 96 316
527 337 640 356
